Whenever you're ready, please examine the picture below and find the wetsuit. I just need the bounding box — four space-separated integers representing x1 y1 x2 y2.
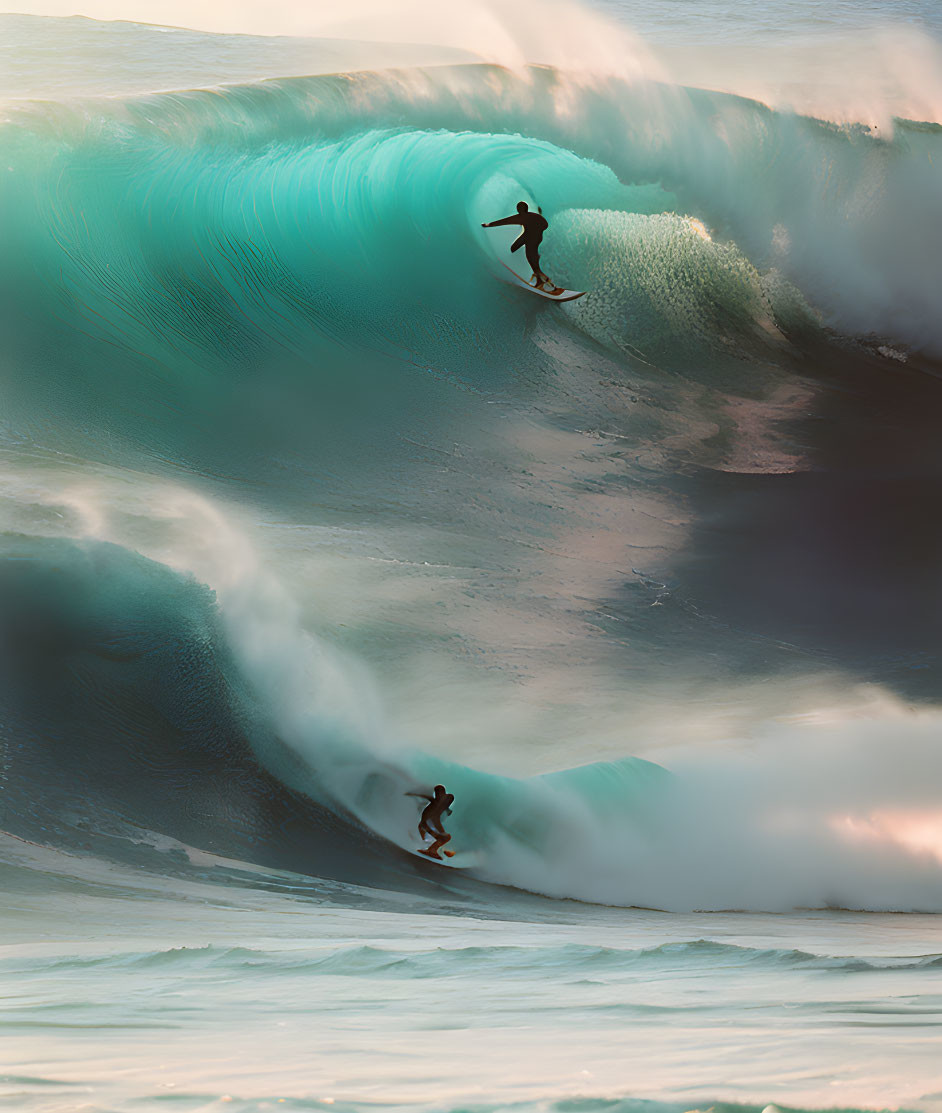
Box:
485 210 549 283
414 788 454 858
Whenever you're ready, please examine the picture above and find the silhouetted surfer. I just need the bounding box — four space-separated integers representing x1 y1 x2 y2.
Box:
483 202 551 289
407 784 455 859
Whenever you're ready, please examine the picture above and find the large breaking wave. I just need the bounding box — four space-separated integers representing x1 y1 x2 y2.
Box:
5 61 942 378
3 27 942 912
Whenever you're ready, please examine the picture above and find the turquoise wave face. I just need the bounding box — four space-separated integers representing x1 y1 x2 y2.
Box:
0 68 832 495
6 62 940 383
0 111 608 470
4 65 940 490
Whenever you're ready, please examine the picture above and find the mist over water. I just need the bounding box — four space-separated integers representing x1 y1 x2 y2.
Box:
2 1 942 1110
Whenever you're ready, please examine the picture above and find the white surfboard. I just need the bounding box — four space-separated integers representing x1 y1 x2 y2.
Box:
501 262 586 303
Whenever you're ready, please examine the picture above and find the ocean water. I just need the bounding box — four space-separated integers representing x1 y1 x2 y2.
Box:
2 0 942 1110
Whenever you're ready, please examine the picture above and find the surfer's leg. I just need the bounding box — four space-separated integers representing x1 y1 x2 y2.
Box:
524 241 548 285
423 831 451 859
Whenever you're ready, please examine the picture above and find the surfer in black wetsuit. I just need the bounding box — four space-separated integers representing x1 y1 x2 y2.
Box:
483 202 552 289
408 784 455 859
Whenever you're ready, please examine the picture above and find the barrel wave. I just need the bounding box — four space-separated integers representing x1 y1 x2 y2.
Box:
3 38 942 915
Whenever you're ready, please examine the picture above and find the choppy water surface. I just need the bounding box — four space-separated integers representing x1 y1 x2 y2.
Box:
2 1 942 1110
4 840 942 1112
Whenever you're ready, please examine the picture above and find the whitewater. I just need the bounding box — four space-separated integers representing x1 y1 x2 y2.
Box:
1 0 942 1110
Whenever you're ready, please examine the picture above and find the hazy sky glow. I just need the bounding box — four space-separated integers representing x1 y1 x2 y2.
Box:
0 0 315 35
0 0 660 78
0 0 620 47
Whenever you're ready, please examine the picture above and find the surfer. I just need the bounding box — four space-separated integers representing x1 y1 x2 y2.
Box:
408 784 455 859
482 202 551 289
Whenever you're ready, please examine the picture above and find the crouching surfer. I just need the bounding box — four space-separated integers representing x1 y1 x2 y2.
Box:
407 784 455 859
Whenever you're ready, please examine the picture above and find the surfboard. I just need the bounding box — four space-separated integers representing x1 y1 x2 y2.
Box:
409 833 482 867
501 262 586 302
410 846 475 868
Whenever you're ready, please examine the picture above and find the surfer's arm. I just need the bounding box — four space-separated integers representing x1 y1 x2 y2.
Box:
482 215 521 228
405 791 433 802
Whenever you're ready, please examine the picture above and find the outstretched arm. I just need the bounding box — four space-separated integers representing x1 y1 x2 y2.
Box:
482 215 522 229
